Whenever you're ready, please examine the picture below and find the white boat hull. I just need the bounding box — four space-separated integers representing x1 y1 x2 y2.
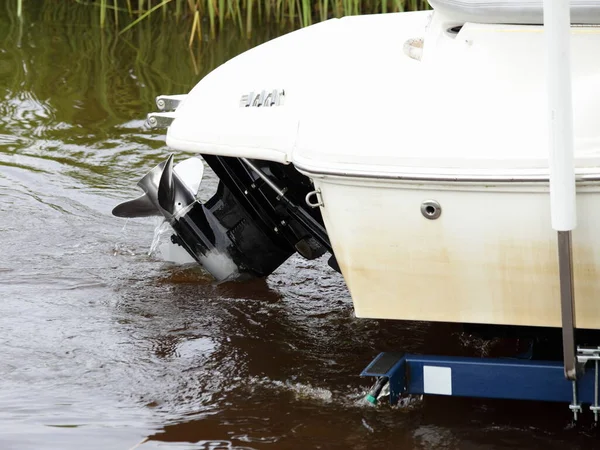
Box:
313 175 600 328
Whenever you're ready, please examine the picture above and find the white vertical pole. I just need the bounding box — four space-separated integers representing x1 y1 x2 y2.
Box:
543 0 578 382
545 0 576 230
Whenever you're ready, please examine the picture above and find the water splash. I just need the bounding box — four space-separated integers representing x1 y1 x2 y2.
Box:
148 218 172 257
147 218 237 278
197 248 239 282
245 376 333 403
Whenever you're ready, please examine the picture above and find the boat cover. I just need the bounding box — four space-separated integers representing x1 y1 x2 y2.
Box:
429 0 600 24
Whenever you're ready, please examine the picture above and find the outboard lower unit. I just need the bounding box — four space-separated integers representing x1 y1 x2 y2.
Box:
113 153 333 281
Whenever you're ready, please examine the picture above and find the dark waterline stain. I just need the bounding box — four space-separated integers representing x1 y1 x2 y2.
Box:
0 2 598 449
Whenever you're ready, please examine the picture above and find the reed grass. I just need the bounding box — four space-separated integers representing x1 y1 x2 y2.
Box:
50 0 430 42
119 0 172 33
100 0 106 26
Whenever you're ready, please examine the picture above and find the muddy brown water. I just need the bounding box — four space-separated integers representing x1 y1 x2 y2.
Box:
0 3 598 449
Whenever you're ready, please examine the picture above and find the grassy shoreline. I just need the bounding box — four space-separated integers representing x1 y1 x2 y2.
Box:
19 0 428 44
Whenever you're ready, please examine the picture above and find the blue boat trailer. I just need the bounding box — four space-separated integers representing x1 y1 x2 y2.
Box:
361 348 600 420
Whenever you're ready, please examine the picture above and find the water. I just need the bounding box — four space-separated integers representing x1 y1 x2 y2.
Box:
0 3 598 449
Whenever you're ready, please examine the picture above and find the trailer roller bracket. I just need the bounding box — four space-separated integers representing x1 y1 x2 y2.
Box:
362 351 600 419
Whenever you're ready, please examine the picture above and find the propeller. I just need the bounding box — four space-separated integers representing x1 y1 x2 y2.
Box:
112 154 204 219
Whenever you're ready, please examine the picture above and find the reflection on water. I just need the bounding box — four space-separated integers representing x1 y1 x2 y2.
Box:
0 2 598 449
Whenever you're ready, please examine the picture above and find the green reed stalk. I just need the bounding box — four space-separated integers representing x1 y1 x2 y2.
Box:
17 0 22 18
219 0 225 28
302 0 310 26
234 0 244 34
100 0 106 26
188 8 201 46
120 0 173 33
287 0 294 26
295 0 302 26
319 0 328 22
275 0 282 24
256 0 262 26
207 0 216 37
114 0 119 24
246 0 253 38
175 0 181 19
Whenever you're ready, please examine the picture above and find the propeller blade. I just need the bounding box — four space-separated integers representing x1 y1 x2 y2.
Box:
158 154 175 214
173 156 204 196
112 160 166 218
157 153 197 217
112 193 161 218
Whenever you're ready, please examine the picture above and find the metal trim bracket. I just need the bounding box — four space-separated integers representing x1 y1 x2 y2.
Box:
156 94 187 111
147 112 176 129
